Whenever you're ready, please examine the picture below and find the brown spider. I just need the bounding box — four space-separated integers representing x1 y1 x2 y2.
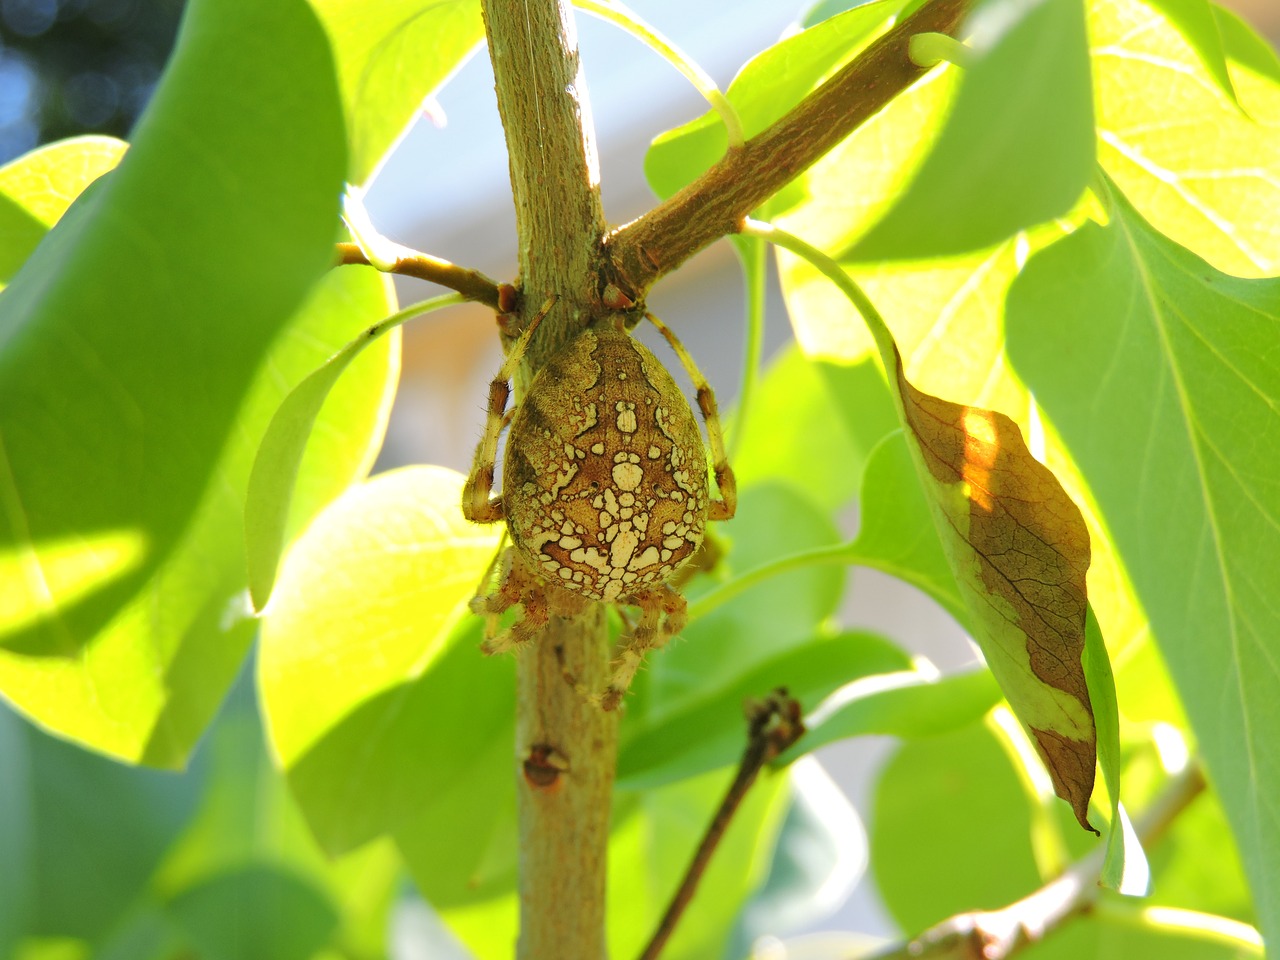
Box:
462 299 736 709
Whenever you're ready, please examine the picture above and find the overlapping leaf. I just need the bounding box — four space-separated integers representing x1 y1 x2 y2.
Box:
0 136 126 287
1006 178 1280 947
1092 0 1280 277
0 0 400 766
849 0 1095 260
309 0 484 184
645 0 900 206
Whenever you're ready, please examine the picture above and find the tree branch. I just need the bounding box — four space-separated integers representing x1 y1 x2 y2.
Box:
479 3 615 960
601 0 973 300
638 690 805 960
861 764 1208 960
334 242 503 309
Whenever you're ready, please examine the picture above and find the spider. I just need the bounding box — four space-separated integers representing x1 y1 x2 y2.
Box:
462 298 736 709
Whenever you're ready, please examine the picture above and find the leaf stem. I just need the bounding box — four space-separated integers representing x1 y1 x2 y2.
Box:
334 242 502 310
728 236 767 461
574 0 744 147
739 218 898 370
636 690 805 960
908 31 974 69
686 541 854 621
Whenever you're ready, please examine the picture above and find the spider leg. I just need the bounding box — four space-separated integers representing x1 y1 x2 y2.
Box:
645 311 736 522
600 585 686 711
462 296 558 524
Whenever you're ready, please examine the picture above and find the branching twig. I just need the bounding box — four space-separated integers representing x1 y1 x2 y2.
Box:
334 241 503 309
860 763 1209 960
602 0 973 300
638 689 806 960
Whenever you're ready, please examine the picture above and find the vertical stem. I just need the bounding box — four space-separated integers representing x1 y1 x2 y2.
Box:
480 2 616 959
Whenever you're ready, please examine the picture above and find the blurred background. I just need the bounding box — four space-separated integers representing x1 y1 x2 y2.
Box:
2 0 1277 955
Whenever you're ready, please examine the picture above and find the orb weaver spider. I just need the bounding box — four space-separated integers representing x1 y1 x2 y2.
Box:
462 298 736 709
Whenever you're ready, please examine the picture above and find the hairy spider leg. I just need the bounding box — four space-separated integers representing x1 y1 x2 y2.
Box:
600 584 687 711
462 296 557 524
645 312 737 522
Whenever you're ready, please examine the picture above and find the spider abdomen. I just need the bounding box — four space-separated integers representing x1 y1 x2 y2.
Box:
503 325 708 602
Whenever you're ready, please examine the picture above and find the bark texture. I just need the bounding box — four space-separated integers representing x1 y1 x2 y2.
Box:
480 3 616 959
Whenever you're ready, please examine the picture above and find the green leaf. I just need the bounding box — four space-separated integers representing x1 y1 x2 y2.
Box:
10 706 205 942
310 0 484 184
1006 177 1280 947
0 707 32 955
0 136 126 288
154 673 401 960
259 466 504 855
1084 605 1150 895
788 666 1003 760
846 430 966 623
872 721 1046 930
166 865 338 960
1213 4 1280 86
1091 0 1280 276
0 0 361 765
90 904 186 960
246 293 457 611
645 0 897 204
1146 0 1241 106
393 705 517 908
618 631 910 790
732 345 898 512
849 0 1094 260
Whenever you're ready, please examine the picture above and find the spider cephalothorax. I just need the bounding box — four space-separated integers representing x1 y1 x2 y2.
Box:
463 302 735 708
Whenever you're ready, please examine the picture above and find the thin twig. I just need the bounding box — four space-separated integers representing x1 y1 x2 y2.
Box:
334 241 503 309
602 0 973 300
860 763 1209 960
638 689 806 960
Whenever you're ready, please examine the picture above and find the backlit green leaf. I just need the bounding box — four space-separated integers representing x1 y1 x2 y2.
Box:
259 466 504 855
849 0 1094 260
245 292 460 612
872 721 1046 930
309 0 484 184
617 631 910 790
1085 606 1150 895
0 0 365 767
789 666 1003 760
846 431 966 623
166 865 337 960
645 0 898 205
1092 0 1280 276
0 136 125 288
732 345 898 512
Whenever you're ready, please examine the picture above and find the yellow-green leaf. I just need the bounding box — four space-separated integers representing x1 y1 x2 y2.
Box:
259 466 504 855
0 136 126 287
1093 0 1280 277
